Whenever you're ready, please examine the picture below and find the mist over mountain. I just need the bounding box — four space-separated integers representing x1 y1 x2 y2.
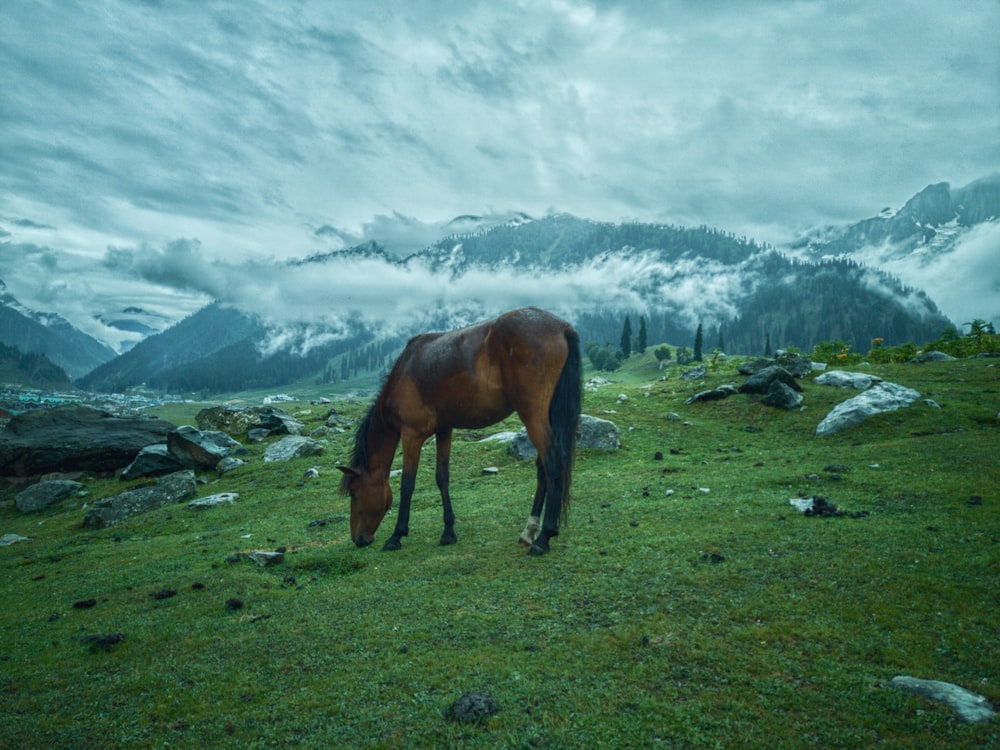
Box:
74 211 953 395
0 280 115 379
791 174 1000 326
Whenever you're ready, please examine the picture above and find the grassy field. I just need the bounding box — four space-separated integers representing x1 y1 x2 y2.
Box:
1 354 997 748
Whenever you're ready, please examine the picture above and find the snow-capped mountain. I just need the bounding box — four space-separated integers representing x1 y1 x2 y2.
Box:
0 280 116 378
791 174 1000 326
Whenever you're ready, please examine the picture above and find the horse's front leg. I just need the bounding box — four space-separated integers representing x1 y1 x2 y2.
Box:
382 434 422 552
436 429 457 545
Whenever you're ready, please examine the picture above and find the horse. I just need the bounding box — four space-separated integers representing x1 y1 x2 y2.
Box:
338 307 582 556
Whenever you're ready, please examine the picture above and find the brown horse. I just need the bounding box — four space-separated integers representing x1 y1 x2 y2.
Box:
338 307 582 555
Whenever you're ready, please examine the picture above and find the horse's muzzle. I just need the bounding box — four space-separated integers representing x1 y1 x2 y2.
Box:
354 533 373 548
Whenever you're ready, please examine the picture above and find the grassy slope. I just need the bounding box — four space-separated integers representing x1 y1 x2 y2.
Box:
0 355 997 748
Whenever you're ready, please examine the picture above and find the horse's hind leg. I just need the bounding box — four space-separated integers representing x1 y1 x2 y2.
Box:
436 429 458 546
518 457 545 546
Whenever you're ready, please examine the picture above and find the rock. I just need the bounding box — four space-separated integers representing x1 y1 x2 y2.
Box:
681 365 707 381
188 492 239 509
814 370 883 389
195 406 259 436
739 366 802 395
890 675 997 723
774 351 813 377
217 456 245 475
508 414 620 460
909 351 957 363
764 380 804 410
0 533 31 546
121 444 185 481
246 550 284 566
443 691 499 723
167 425 238 470
82 470 198 529
263 435 325 462
16 479 84 512
478 431 520 444
685 385 738 404
0 405 175 477
303 467 320 479
482 466 499 475
737 358 774 376
256 407 304 436
815 381 921 436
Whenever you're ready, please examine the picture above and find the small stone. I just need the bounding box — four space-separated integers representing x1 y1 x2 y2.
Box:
246 550 285 566
482 466 499 475
444 691 499 723
0 533 31 547
225 598 244 610
967 495 983 506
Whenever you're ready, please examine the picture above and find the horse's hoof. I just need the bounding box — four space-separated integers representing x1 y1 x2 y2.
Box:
381 539 402 552
527 540 549 556
439 531 457 546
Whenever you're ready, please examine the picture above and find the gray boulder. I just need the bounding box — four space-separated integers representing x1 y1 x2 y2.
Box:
685 385 738 404
815 381 921 436
774 351 813 377
681 365 708 381
16 479 84 512
814 370 883 389
263 435 325 462
890 675 997 723
739 365 802 395
764 380 804 410
167 425 238 470
508 414 620 460
737 358 774 376
195 406 259 435
0 405 175 477
256 407 304 436
909 350 957 363
83 470 197 529
121 444 185 481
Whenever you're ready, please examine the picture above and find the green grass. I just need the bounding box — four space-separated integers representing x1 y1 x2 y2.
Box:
1 357 998 748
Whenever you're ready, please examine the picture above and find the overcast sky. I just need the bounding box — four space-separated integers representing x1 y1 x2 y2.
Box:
1 0 998 345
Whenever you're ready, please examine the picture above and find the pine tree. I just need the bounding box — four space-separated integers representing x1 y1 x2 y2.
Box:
765 333 772 357
637 316 648 354
620 316 633 358
694 322 704 362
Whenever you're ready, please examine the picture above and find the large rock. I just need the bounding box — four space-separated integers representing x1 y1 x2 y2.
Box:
16 479 84 512
764 380 804 410
739 365 802 395
167 425 239 470
263 435 324 462
0 405 175 477
121 444 185 481
508 414 620 460
815 381 921 436
814 370 883 389
909 350 957 363
195 406 260 435
83 470 198 529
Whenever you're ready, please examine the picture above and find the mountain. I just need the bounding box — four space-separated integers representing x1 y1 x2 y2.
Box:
96 307 173 353
76 302 380 394
0 281 116 379
77 215 954 394
791 174 1000 326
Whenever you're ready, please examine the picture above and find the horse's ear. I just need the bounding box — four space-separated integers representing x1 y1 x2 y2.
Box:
337 466 361 479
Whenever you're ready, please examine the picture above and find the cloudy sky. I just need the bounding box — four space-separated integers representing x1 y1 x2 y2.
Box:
1 0 998 347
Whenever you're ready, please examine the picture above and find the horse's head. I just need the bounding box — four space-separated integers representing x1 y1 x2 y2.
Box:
338 466 393 547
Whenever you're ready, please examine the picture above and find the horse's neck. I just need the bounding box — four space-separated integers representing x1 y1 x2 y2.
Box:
366 405 400 476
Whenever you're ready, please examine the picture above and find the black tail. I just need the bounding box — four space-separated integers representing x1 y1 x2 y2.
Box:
546 327 583 524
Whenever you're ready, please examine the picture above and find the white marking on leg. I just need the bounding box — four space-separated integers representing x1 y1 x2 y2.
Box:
518 515 541 545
